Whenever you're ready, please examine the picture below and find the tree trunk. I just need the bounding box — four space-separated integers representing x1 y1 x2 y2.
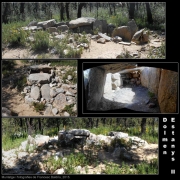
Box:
20 2 25 20
65 3 70 20
60 3 64 21
128 2 135 19
101 118 106 126
109 3 112 15
96 118 99 128
2 3 10 24
145 3 153 24
141 118 146 135
77 3 85 18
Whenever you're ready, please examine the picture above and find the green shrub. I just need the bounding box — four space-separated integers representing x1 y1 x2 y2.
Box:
63 104 76 116
33 102 45 112
17 75 27 91
31 30 50 51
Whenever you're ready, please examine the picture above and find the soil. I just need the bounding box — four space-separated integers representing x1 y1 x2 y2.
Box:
2 32 165 59
2 60 41 116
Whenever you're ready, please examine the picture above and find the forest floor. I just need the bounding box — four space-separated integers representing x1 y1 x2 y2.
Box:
2 31 165 59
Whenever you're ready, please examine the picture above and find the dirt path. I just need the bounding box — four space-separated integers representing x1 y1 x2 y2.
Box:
81 40 147 58
2 33 164 59
2 60 42 116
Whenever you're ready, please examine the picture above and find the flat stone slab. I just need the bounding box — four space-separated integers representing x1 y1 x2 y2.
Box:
27 73 51 85
119 41 131 46
69 17 96 29
30 65 52 73
67 129 90 137
98 32 111 41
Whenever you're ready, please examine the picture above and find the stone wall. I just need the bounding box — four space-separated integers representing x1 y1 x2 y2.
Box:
140 67 161 95
87 67 106 110
140 67 178 113
158 69 178 113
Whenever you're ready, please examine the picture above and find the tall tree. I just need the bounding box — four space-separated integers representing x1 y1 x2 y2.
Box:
2 3 10 23
65 3 70 20
128 2 135 19
141 118 147 135
60 3 65 21
145 2 153 24
77 3 86 18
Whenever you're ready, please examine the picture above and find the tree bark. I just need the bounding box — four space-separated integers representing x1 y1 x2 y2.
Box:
77 3 86 18
65 3 70 20
2 3 10 24
141 118 146 135
145 2 153 24
60 3 64 21
128 2 135 19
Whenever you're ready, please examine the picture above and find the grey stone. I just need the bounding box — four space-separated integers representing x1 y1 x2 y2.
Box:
97 38 106 44
41 84 51 100
98 32 111 41
93 19 107 34
112 26 132 42
52 108 59 115
69 17 96 29
54 34 65 40
30 86 40 100
57 25 69 32
27 73 51 85
37 19 56 29
44 104 53 116
53 93 67 110
2 107 12 116
50 88 57 98
47 27 57 33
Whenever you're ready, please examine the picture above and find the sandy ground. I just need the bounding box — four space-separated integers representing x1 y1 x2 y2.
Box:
2 34 164 59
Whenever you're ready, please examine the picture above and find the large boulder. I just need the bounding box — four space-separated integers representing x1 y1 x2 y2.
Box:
34 134 50 147
127 19 138 39
87 67 106 110
27 73 51 85
28 20 38 26
112 26 132 42
30 86 40 100
67 129 90 137
37 19 56 29
53 93 68 110
93 19 107 34
69 17 96 29
41 84 51 101
158 69 178 113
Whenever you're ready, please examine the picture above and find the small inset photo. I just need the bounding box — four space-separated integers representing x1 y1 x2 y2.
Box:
2 117 158 175
2 60 77 117
83 62 178 114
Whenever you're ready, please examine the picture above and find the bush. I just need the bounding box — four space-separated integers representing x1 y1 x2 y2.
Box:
33 102 45 112
31 30 50 51
7 28 29 46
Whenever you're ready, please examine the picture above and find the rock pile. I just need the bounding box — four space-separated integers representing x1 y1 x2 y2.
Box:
2 129 153 175
21 64 77 116
21 18 149 51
